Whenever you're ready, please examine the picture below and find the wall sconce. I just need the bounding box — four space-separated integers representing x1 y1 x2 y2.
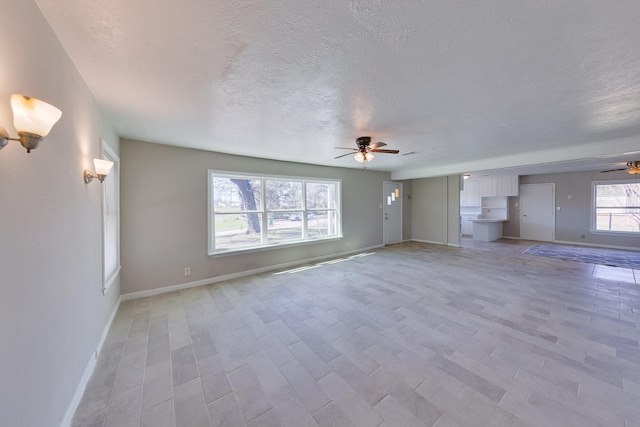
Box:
0 94 62 153
84 158 114 183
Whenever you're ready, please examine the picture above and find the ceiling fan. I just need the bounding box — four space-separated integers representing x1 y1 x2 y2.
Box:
601 161 640 175
334 136 400 163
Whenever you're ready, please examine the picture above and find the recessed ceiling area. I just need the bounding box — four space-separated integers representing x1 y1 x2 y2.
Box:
34 0 640 179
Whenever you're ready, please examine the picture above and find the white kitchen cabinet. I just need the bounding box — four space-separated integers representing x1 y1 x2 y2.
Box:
462 179 480 206
480 178 497 197
463 176 517 204
497 175 519 196
461 217 474 235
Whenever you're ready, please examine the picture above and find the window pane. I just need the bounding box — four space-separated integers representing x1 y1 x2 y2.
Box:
595 182 640 232
103 146 120 291
596 208 640 232
596 182 640 207
268 212 303 243
213 177 261 212
308 211 338 238
306 182 336 209
103 161 118 281
209 171 342 254
214 213 263 249
266 180 302 210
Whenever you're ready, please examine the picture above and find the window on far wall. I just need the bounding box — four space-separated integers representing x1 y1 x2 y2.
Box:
208 171 342 255
102 142 120 293
592 180 640 234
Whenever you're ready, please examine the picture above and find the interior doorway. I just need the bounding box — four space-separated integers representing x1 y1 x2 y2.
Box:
520 183 555 242
383 181 403 245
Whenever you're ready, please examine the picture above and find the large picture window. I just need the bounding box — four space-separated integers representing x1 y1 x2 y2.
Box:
209 171 341 254
592 180 640 234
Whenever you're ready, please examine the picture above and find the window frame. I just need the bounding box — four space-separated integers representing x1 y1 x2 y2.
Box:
208 170 342 256
591 179 640 235
101 141 121 294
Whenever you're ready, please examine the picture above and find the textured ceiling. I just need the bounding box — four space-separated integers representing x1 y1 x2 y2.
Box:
34 0 640 179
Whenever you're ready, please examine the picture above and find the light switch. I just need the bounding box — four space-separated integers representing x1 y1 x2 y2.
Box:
556 206 561 211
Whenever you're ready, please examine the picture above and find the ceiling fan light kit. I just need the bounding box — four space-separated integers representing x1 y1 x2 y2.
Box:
601 161 640 175
334 136 399 163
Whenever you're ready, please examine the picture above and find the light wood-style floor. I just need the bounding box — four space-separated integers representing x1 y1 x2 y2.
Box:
73 239 640 427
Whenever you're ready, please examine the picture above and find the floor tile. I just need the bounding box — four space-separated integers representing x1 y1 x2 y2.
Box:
72 240 640 427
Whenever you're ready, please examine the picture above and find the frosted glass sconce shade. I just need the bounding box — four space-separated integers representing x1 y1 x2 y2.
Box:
11 94 62 138
84 158 114 183
94 158 114 176
0 94 62 153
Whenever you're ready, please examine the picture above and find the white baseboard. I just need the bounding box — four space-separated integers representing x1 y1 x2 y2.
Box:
553 239 640 252
60 296 122 427
411 239 445 245
122 244 384 301
501 236 521 240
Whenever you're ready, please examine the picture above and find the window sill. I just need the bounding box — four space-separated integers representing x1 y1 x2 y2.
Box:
590 230 640 236
209 235 343 258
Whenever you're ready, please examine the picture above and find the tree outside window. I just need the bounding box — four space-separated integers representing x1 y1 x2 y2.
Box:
593 180 640 233
209 172 341 254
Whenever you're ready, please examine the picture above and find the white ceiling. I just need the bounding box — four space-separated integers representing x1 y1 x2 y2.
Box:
34 0 640 179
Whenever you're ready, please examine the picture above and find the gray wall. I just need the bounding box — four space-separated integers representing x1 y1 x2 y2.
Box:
503 170 640 248
502 196 520 238
120 139 391 294
400 180 413 241
410 175 460 246
0 2 120 426
447 176 461 245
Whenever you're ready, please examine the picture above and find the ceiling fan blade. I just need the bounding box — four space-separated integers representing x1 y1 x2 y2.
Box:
369 141 387 149
334 152 356 159
334 147 357 150
371 149 400 154
600 168 627 173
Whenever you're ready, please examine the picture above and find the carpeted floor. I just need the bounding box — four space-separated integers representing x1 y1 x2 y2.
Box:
524 243 640 270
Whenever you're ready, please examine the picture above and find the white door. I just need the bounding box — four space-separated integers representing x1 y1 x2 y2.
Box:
520 183 555 242
383 181 403 245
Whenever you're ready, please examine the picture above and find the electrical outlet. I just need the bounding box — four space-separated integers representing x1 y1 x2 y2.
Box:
184 267 191 276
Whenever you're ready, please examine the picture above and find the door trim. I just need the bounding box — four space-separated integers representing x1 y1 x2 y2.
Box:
519 183 555 242
383 181 403 245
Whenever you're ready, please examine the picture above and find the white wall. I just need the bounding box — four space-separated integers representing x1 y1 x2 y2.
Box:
0 1 120 426
120 139 391 295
